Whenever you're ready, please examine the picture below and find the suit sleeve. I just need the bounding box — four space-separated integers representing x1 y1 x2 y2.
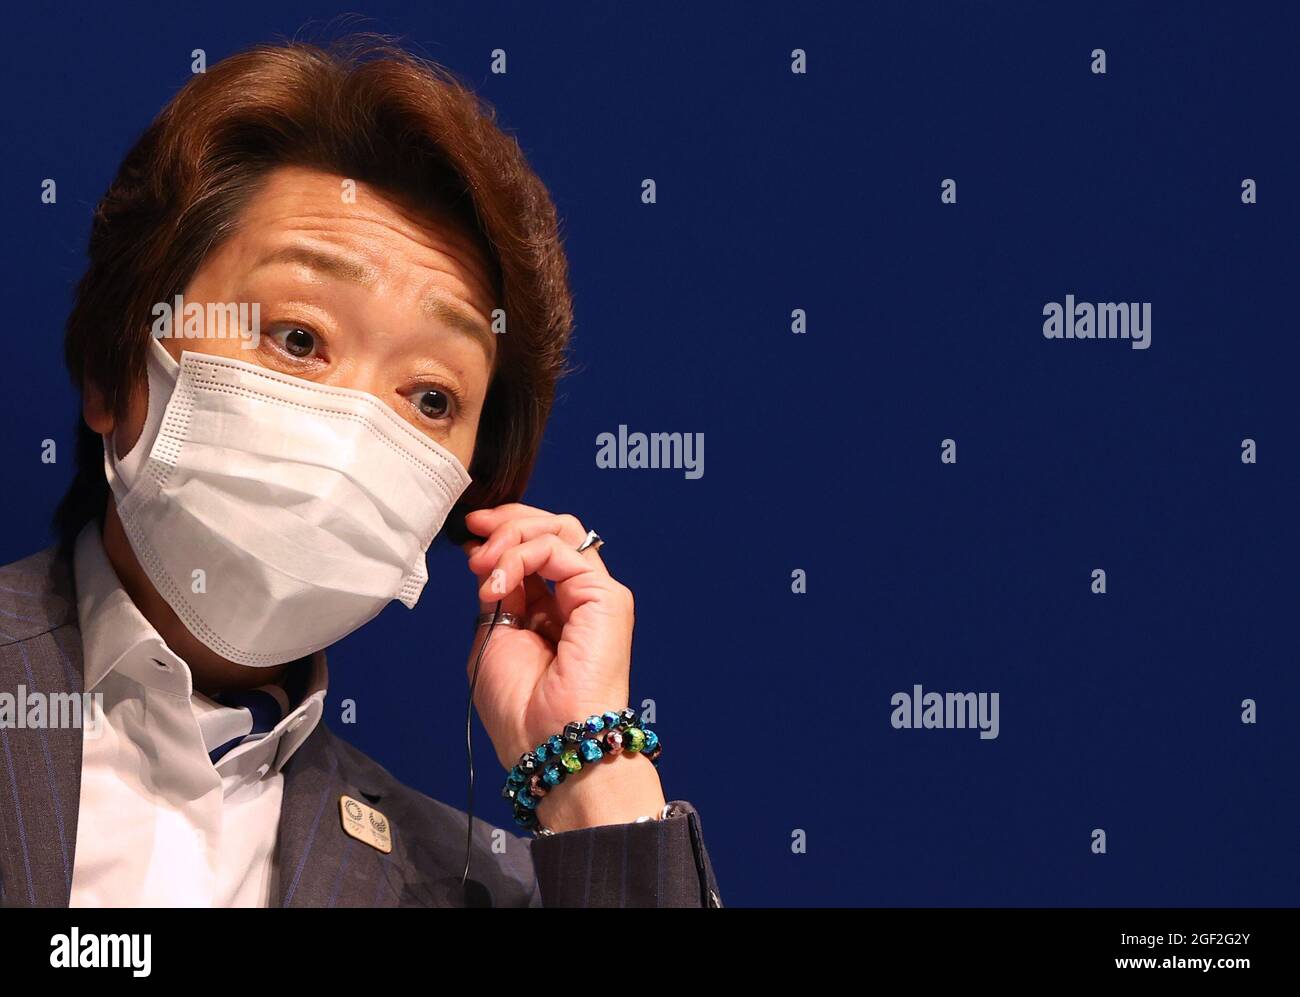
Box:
523 800 721 907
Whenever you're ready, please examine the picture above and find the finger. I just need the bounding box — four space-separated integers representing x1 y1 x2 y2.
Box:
476 533 602 604
477 580 527 619
465 542 528 618
466 504 604 553
521 573 565 643
467 538 561 641
468 514 605 578
465 503 554 530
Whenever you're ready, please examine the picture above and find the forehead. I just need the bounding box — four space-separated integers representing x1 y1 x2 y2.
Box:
231 165 500 317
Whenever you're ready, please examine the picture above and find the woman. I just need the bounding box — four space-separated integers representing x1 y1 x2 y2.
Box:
0 36 720 907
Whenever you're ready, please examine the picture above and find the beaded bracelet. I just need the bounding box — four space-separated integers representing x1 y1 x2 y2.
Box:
502 707 662 836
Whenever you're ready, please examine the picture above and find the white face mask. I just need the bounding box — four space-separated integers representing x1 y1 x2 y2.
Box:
104 336 472 667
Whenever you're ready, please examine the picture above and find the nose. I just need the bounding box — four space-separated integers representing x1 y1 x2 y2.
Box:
319 356 395 409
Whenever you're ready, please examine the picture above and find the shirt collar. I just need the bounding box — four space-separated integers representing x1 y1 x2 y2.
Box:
74 519 186 694
191 655 327 776
267 652 328 774
73 519 328 775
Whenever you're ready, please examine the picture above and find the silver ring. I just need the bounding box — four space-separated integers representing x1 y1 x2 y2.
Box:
476 611 526 629
576 530 604 554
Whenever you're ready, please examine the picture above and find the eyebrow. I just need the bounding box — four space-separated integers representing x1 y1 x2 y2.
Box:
256 245 496 357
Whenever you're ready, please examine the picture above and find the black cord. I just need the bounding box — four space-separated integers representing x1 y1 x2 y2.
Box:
461 598 503 890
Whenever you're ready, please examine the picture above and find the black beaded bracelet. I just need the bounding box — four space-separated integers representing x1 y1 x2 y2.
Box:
502 707 662 835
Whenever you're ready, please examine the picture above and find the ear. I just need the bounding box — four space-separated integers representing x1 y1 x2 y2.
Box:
82 377 114 435
84 370 148 460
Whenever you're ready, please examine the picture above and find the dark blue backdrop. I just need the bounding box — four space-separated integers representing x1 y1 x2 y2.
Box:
2 1 1296 906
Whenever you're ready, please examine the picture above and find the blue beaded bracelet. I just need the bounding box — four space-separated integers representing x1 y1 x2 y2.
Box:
502 707 662 835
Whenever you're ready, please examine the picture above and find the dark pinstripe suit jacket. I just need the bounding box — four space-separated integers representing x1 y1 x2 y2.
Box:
0 545 723 908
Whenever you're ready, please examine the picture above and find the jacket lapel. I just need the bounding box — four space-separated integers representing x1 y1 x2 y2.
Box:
0 545 453 909
274 722 411 907
0 547 84 908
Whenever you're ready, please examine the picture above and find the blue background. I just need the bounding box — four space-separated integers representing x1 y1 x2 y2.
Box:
2 1 1296 905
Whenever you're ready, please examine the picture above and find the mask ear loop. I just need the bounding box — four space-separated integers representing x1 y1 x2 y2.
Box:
461 598 503 896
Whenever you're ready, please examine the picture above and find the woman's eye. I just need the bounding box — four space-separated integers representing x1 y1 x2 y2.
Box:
415 388 452 421
271 326 319 359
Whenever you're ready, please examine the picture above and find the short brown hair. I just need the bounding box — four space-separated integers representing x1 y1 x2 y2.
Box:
55 34 573 553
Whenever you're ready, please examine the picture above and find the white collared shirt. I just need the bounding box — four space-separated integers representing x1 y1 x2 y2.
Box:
68 521 328 907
